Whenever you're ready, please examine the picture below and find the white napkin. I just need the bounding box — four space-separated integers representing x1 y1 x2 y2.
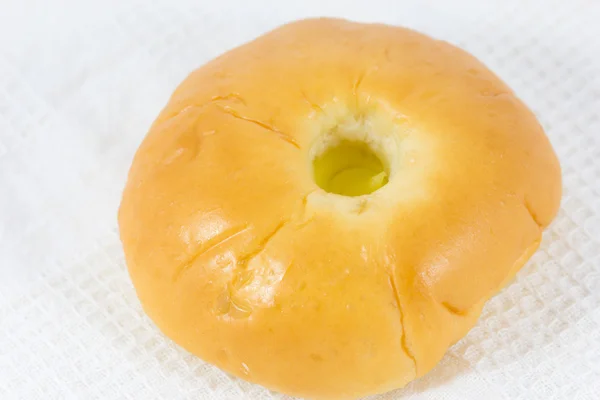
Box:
1 0 599 399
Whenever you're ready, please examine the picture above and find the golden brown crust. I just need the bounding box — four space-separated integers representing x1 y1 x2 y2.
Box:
118 17 561 399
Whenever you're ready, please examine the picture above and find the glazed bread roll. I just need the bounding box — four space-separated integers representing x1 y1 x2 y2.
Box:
119 18 561 399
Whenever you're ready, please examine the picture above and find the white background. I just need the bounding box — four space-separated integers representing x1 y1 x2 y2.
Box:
0 0 599 399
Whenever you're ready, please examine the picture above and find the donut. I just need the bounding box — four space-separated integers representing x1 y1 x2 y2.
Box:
118 17 561 399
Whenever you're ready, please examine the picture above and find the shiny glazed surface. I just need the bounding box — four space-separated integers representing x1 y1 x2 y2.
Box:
118 18 561 399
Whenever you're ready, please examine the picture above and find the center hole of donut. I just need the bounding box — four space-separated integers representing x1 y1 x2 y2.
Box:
312 140 388 196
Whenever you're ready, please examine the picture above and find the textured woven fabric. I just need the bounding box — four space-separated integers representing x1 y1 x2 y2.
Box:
1 1 599 399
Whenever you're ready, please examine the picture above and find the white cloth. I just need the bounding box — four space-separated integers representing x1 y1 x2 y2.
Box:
1 0 599 399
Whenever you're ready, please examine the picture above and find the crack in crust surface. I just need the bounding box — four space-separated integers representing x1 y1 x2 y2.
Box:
523 197 543 228
301 91 324 114
236 220 289 268
172 224 251 281
388 273 418 374
218 105 300 149
441 301 467 316
161 92 246 123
